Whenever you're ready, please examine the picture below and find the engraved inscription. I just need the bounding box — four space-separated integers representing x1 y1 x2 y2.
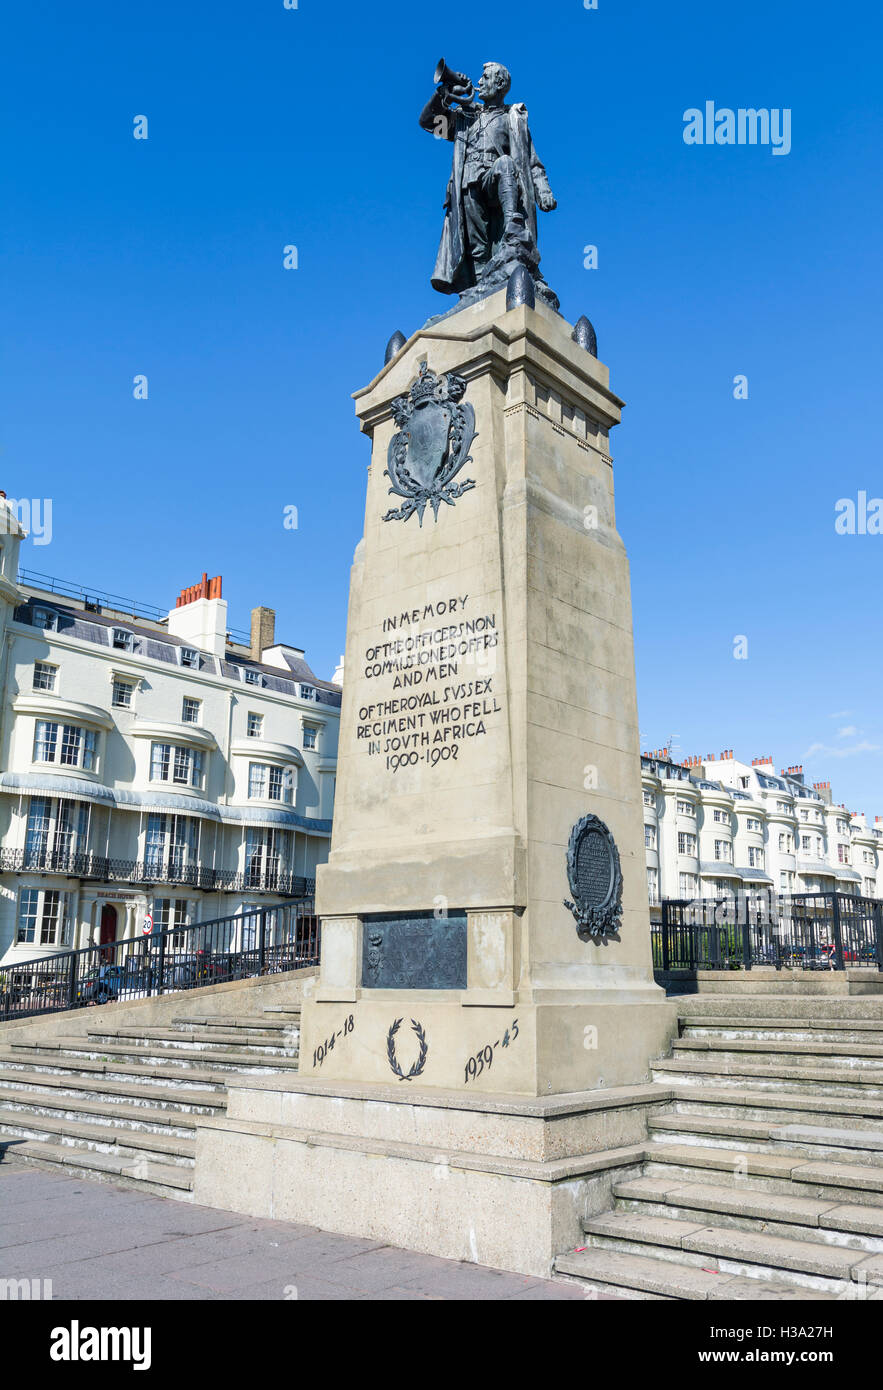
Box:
357 594 503 769
575 829 613 908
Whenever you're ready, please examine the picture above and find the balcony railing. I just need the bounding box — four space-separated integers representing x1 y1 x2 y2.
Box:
653 892 883 973
0 897 320 1022
0 847 315 896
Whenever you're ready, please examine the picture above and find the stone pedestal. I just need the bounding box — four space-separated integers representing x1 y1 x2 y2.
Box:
196 291 676 1273
302 288 674 1097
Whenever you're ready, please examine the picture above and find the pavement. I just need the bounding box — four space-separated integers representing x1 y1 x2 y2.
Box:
0 1160 597 1301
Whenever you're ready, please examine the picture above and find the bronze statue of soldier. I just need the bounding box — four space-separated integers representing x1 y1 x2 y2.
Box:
420 60 560 315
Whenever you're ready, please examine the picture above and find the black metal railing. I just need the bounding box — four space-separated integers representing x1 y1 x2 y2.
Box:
0 898 319 1022
0 847 316 897
653 892 883 974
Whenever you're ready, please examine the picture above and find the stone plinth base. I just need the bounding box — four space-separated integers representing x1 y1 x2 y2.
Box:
193 1076 668 1278
300 987 676 1096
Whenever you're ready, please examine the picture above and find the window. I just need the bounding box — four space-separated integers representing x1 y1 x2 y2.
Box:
644 825 656 849
646 867 658 905
153 897 189 948
748 846 764 868
245 828 290 888
25 797 89 866
248 762 293 803
145 815 200 878
112 628 133 651
801 836 811 851
714 840 732 862
112 678 133 709
303 726 317 751
32 662 57 692
776 800 790 812
150 742 203 789
800 809 809 821
643 791 654 807
746 818 761 832
244 669 260 686
17 888 73 946
779 833 792 852
300 685 314 700
677 831 697 855
714 879 731 897
865 878 875 898
180 647 198 669
182 697 201 725
713 809 729 823
32 607 58 631
678 872 698 899
864 850 875 866
837 819 849 835
838 844 850 864
33 721 97 771
676 800 694 815
247 713 263 738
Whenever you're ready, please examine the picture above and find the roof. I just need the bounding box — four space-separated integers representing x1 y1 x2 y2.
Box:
12 597 341 706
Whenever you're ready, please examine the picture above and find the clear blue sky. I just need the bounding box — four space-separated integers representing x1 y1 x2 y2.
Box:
4 0 883 812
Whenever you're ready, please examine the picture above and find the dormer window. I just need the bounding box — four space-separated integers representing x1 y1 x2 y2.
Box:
113 628 133 651
180 647 198 668
244 669 260 686
33 607 57 631
300 684 314 700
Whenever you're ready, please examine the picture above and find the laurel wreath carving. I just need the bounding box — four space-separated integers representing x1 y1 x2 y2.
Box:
386 1017 429 1081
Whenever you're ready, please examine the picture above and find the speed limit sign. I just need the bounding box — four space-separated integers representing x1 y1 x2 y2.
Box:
141 913 153 936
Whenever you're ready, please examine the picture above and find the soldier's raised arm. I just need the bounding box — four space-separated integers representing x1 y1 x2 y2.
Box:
419 88 457 140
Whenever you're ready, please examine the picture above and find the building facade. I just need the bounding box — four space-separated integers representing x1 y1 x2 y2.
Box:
642 747 882 908
0 498 340 965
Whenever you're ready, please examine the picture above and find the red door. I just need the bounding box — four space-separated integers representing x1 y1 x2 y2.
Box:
99 903 117 961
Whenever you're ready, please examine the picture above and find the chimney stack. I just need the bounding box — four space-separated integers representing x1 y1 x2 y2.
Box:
250 606 276 662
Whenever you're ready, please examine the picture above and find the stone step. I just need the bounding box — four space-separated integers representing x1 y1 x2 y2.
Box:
613 1176 883 1250
644 1142 883 1207
652 1056 883 1097
649 1112 883 1165
554 1247 838 1300
172 1015 299 1034
79 1027 298 1056
580 1209 883 1292
682 1018 883 1044
0 1085 200 1137
0 1048 270 1085
0 1065 225 1111
674 995 883 1021
0 1107 195 1166
673 1037 883 1066
1 1136 193 1198
666 1083 883 1129
2 1045 300 1073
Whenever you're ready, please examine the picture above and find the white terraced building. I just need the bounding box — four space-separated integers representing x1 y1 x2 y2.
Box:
642 748 883 907
0 496 340 966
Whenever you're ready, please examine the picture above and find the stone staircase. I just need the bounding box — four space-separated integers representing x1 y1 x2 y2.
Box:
556 994 883 1300
0 1004 301 1198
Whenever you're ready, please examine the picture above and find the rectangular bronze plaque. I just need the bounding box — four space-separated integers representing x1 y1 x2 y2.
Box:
361 911 467 990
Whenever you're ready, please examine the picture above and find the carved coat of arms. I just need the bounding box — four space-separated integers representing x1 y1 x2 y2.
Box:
383 362 477 526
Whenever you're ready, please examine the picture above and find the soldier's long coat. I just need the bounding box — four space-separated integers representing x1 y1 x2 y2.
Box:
431 103 549 295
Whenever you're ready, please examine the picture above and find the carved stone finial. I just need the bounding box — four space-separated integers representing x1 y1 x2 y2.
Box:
572 315 598 357
506 264 535 311
384 331 407 365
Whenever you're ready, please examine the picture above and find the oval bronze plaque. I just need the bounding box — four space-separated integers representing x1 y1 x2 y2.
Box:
564 814 623 940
